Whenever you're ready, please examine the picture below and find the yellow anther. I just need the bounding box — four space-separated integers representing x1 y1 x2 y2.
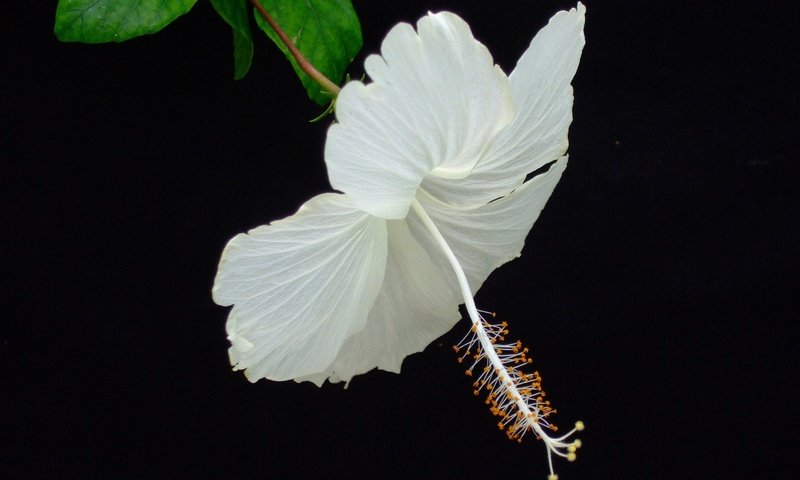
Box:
455 310 578 475
574 439 582 448
567 452 577 462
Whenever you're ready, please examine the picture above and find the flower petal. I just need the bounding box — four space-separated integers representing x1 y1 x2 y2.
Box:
422 4 585 206
325 11 514 220
301 158 568 387
295 220 462 386
413 157 569 294
212 193 388 382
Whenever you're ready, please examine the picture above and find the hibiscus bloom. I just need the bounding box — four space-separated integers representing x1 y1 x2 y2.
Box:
213 3 586 391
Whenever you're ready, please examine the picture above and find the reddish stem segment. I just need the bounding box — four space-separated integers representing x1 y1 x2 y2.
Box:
249 0 341 96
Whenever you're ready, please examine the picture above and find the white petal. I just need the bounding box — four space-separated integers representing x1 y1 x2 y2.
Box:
296 220 462 386
301 158 568 387
413 157 569 294
325 11 514 220
212 193 388 382
422 4 585 206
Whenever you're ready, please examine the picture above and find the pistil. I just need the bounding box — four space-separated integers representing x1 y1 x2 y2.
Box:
410 198 583 479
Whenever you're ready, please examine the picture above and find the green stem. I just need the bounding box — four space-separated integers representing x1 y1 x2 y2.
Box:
249 0 341 96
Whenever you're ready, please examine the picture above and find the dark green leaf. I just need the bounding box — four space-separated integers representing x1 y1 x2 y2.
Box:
55 0 197 43
210 0 254 80
254 0 362 105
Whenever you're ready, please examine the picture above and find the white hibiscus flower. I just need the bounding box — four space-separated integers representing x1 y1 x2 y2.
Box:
215 3 585 383
214 5 586 474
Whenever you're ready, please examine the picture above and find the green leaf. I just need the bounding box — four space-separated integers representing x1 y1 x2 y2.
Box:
253 0 362 105
55 0 197 43
210 0 254 80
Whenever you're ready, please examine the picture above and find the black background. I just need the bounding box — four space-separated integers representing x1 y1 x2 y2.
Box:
5 1 798 479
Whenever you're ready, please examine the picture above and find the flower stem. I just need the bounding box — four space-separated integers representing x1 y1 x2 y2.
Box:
249 0 341 96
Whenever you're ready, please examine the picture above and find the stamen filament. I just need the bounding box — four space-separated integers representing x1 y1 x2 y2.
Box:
410 198 583 478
